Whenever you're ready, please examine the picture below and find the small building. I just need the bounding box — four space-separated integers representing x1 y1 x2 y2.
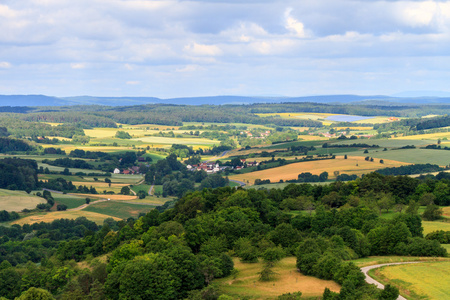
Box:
113 168 120 174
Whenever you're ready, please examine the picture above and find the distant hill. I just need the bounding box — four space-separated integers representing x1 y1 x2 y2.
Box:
0 94 449 107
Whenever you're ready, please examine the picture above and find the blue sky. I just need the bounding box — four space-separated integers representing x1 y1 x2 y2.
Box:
1 0 450 98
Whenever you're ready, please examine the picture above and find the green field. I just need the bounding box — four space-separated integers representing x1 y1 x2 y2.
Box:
130 184 152 195
53 194 87 209
0 189 45 212
82 201 154 219
370 261 450 299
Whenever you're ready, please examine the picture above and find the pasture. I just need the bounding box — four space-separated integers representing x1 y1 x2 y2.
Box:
82 201 153 219
216 257 340 299
229 156 407 185
371 261 450 300
0 189 45 212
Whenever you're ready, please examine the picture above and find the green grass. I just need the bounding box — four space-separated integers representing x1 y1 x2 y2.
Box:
53 194 87 209
82 201 154 219
331 139 433 148
369 261 450 300
130 184 152 194
442 244 450 252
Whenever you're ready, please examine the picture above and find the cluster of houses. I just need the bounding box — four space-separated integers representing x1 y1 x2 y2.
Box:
113 166 141 175
187 163 222 173
240 130 271 139
186 159 260 173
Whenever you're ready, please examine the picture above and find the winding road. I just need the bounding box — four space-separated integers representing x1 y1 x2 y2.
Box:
360 262 420 300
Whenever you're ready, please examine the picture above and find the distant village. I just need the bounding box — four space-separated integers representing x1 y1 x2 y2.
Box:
113 158 260 175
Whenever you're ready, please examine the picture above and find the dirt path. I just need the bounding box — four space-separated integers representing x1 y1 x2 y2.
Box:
360 262 420 300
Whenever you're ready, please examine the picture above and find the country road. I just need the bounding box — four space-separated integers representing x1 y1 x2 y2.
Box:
229 179 246 187
360 262 420 300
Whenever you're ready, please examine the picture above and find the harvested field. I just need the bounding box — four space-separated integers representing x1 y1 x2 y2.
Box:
0 189 45 211
216 257 340 298
229 156 407 185
11 210 120 225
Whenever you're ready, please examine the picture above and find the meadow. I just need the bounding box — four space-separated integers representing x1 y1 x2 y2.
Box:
370 261 450 300
216 257 340 299
229 156 407 185
0 189 45 211
82 201 153 219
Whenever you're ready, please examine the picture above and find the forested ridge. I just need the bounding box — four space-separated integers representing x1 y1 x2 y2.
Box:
2 102 450 130
0 171 449 299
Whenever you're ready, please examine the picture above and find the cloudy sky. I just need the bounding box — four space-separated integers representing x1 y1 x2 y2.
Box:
1 0 450 98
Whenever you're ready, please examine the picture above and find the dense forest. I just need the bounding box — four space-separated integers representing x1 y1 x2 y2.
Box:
0 171 449 299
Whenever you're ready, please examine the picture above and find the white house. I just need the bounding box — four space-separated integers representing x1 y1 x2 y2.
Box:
113 168 120 174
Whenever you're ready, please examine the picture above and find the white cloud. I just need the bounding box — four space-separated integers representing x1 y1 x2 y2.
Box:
284 8 307 38
70 63 86 69
183 42 222 56
0 62 11 69
126 81 140 85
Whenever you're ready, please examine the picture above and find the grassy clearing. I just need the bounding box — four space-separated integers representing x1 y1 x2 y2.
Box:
133 136 219 147
0 189 45 211
422 221 450 235
11 210 120 225
370 261 450 300
216 257 340 299
72 193 137 201
82 201 153 219
229 156 407 185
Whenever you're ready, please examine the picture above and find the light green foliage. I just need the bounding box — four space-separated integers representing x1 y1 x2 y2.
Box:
16 287 54 300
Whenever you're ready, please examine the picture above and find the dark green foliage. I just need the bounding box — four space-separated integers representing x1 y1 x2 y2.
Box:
0 158 38 190
376 164 442 176
115 130 132 139
0 137 35 153
378 284 399 300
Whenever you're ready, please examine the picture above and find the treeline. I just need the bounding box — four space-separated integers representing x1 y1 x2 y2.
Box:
42 157 96 170
323 142 379 148
375 164 443 176
0 137 35 153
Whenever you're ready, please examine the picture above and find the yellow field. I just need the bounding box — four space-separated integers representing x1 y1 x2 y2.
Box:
422 221 450 235
0 189 45 212
229 156 408 185
333 126 373 131
373 261 450 299
216 257 340 298
72 194 138 201
72 181 129 194
11 210 120 225
392 132 450 141
296 135 329 141
353 116 406 124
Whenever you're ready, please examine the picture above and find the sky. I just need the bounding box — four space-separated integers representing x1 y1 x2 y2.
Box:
1 0 450 98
